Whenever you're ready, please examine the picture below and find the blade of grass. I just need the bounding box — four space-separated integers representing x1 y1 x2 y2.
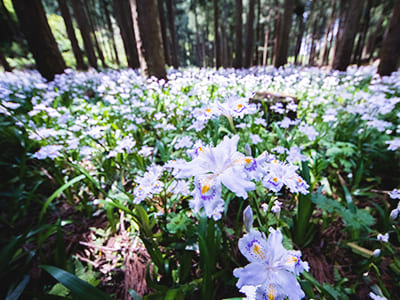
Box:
39 174 86 222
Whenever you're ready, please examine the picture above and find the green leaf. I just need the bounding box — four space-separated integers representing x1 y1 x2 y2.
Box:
128 289 142 300
41 265 113 300
39 174 86 222
5 275 30 300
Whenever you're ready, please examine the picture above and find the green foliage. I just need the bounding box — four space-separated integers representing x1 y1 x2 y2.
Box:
42 264 109 300
312 190 375 233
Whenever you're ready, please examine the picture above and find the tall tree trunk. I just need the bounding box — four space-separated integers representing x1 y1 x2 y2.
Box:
233 0 243 68
71 0 97 69
193 0 203 67
274 0 295 68
221 0 229 68
157 0 170 66
272 9 279 66
308 1 320 66
353 0 372 65
0 0 17 42
12 0 65 80
243 0 255 68
262 27 269 66
84 0 107 68
213 0 221 68
365 17 383 61
332 0 364 71
0 46 11 71
378 0 400 76
254 0 261 65
101 0 119 66
130 0 166 79
113 0 139 69
321 0 336 66
331 0 346 66
57 0 86 70
166 0 178 68
293 3 305 65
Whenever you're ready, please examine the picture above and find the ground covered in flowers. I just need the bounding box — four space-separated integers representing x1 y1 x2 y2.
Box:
1 65 400 299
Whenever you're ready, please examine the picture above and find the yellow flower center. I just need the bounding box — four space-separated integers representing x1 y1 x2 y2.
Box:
201 184 210 194
252 243 266 259
244 158 253 164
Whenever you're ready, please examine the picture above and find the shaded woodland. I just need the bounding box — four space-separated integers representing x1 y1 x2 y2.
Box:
0 0 399 80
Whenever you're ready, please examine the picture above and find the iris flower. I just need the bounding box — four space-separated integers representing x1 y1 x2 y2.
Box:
175 135 256 219
234 209 308 300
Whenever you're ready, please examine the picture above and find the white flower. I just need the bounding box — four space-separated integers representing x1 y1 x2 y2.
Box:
386 138 400 151
249 133 262 144
33 145 63 160
377 233 389 243
234 227 308 300
174 135 256 219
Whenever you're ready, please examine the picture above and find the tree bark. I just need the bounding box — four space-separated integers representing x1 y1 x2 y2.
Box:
353 0 372 65
262 28 269 66
12 0 65 80
274 0 295 68
84 0 107 68
57 0 86 70
157 0 170 66
321 0 336 66
254 0 261 65
233 0 243 68
0 0 17 43
0 46 11 71
71 0 97 69
166 0 178 68
213 0 221 68
193 0 203 67
293 3 305 65
113 0 139 69
243 0 255 68
101 0 119 66
130 0 166 80
378 0 400 76
332 0 364 71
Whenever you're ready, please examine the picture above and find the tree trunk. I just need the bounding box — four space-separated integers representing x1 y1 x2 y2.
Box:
293 3 305 65
308 1 320 66
113 0 139 69
0 46 11 71
130 0 166 80
243 0 255 68
353 0 372 65
378 0 400 76
233 0 243 68
157 0 170 66
331 0 346 66
101 0 119 66
57 0 86 70
274 0 295 68
84 0 107 68
321 0 336 66
12 0 65 81
213 0 221 68
166 0 178 68
0 0 17 42
193 0 203 67
332 0 364 71
254 0 261 65
71 0 97 69
262 27 269 66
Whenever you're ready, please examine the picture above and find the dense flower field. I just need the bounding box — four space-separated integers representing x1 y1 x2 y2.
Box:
1 65 400 299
